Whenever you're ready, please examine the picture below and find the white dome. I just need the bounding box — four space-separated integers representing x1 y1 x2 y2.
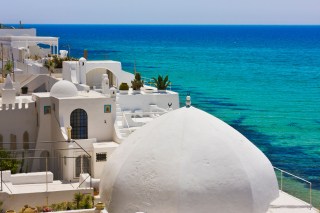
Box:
100 107 279 213
50 80 78 98
79 57 87 62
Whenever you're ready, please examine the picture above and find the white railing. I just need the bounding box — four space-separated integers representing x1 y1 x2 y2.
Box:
274 166 312 208
121 111 133 134
142 76 154 87
121 110 168 133
0 178 13 194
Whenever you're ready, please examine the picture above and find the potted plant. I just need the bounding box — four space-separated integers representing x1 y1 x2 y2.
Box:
21 86 28 94
119 82 129 94
131 72 144 94
152 75 170 93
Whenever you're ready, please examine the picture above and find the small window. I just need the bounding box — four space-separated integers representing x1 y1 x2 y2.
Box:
96 153 107 162
44 106 51 114
104 105 111 113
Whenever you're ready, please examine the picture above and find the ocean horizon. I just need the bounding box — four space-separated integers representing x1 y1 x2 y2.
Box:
16 24 320 198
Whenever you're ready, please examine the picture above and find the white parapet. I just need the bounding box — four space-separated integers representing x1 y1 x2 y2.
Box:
0 171 54 185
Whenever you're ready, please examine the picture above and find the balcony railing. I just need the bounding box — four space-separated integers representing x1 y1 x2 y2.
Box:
274 166 312 208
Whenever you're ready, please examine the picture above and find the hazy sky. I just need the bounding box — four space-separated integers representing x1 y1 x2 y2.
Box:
1 0 320 25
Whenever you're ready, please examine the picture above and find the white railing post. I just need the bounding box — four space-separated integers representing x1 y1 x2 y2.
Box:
280 170 283 191
309 182 312 209
122 112 132 134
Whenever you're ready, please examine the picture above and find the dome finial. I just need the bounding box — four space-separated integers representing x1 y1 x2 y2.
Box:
186 93 191 108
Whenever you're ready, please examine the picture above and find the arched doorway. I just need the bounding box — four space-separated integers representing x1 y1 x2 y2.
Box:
86 68 107 89
86 68 117 89
75 155 91 177
70 109 88 139
107 69 115 87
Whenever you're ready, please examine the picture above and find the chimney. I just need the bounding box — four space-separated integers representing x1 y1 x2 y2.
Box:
83 49 88 59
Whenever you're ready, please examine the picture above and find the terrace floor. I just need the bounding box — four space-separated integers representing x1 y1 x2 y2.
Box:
268 191 318 213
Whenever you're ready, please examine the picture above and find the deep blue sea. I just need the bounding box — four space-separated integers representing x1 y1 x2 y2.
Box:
21 24 320 195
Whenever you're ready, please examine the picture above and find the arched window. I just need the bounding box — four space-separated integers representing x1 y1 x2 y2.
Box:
70 109 88 139
0 134 3 149
10 134 17 150
75 155 91 177
23 131 29 149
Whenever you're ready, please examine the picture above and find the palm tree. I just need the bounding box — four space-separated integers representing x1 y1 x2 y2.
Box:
152 75 170 90
3 60 13 76
44 59 55 76
73 192 83 209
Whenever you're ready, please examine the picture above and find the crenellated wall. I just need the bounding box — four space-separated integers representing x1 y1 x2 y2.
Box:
0 102 37 151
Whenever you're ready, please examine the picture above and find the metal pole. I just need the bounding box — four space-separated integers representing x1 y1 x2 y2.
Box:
1 43 3 78
46 156 48 206
1 170 2 191
309 183 312 208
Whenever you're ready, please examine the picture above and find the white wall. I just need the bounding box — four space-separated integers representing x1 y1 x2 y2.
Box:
0 188 92 211
117 91 180 112
48 95 116 181
62 61 134 88
9 172 54 184
0 29 36 36
32 95 54 172
56 97 116 142
92 142 119 178
0 102 37 151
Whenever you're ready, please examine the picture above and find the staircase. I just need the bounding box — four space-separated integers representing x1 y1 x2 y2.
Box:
114 103 131 141
19 74 38 88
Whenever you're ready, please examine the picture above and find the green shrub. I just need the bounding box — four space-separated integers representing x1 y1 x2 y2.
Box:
119 82 129 90
0 148 21 174
152 75 170 90
4 60 13 75
48 193 93 210
131 72 144 90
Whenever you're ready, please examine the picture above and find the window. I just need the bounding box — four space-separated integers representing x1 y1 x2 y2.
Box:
96 153 107 162
44 106 51 114
70 109 88 139
75 155 91 177
104 105 111 113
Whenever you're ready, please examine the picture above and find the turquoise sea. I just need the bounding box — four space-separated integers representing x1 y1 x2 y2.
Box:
22 24 320 200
